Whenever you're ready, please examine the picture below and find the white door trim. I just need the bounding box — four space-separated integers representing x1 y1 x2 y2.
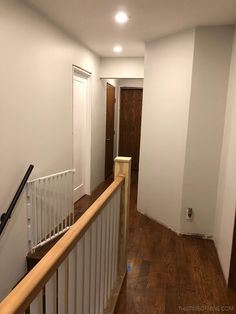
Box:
72 66 92 202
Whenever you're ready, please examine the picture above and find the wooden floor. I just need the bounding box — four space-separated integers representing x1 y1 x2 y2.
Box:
114 172 236 314
74 175 113 220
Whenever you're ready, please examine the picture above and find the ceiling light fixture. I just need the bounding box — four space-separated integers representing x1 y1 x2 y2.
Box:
113 45 123 53
115 11 129 24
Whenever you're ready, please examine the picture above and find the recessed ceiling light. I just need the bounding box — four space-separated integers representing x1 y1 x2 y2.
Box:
115 11 129 24
113 45 123 53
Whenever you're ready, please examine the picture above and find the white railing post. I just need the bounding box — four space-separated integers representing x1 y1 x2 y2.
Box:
114 157 131 277
27 182 33 252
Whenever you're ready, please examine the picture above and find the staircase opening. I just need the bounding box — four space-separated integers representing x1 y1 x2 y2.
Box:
0 158 131 313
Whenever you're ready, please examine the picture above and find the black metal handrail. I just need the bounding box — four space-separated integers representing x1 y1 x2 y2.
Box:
0 165 34 236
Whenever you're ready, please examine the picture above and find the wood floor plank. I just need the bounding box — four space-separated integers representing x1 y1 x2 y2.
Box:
114 171 236 314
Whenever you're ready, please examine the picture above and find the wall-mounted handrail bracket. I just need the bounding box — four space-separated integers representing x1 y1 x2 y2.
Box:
0 165 34 236
0 213 6 223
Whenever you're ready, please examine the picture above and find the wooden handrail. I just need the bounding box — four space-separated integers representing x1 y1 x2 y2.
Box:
0 176 125 314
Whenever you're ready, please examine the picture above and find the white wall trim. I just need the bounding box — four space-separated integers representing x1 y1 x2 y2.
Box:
73 66 92 196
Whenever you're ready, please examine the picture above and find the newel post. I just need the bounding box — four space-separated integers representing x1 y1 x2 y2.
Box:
114 156 131 276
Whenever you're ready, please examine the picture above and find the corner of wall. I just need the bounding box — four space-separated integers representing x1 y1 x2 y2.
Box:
213 26 236 283
180 26 234 238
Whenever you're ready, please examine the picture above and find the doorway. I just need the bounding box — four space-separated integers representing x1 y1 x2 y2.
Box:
73 67 91 202
119 88 143 171
229 209 236 289
105 83 116 179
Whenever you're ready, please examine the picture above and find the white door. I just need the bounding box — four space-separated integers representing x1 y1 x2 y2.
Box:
73 75 87 202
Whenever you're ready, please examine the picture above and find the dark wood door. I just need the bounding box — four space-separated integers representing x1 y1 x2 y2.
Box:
105 83 115 179
119 88 143 171
229 210 236 288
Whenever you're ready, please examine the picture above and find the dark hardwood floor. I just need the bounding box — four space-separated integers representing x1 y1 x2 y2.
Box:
114 172 236 314
74 175 114 220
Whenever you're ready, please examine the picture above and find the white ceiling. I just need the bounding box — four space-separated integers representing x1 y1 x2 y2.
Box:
25 0 236 57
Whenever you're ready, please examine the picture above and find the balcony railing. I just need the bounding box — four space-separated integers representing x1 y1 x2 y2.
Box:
0 157 131 314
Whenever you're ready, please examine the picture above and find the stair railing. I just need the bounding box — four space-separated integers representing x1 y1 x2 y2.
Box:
0 157 131 314
0 165 34 236
27 169 75 252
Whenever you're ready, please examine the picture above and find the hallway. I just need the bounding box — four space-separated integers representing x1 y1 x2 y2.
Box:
114 172 236 314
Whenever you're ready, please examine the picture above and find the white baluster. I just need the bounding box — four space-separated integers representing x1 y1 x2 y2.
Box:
33 182 37 249
37 180 42 245
99 209 106 313
68 173 70 227
67 172 72 229
62 173 66 229
104 202 110 308
58 174 65 230
43 179 47 242
90 221 96 314
40 180 44 244
44 179 48 240
71 172 74 225
56 175 60 233
65 173 68 228
58 259 68 314
83 228 91 314
110 194 115 291
30 290 43 314
114 189 121 280
95 213 102 314
68 247 77 314
56 175 59 234
52 176 56 237
76 236 84 313
27 182 33 252
108 198 114 297
45 272 57 314
47 177 51 241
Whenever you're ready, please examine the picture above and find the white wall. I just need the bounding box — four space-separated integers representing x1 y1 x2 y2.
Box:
100 57 144 79
181 26 234 236
138 30 195 232
0 0 104 300
214 27 236 282
117 79 144 89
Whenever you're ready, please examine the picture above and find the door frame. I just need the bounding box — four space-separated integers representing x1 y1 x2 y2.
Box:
72 65 92 199
105 82 116 179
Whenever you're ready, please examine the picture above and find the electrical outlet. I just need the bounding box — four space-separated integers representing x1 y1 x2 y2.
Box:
186 208 193 221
